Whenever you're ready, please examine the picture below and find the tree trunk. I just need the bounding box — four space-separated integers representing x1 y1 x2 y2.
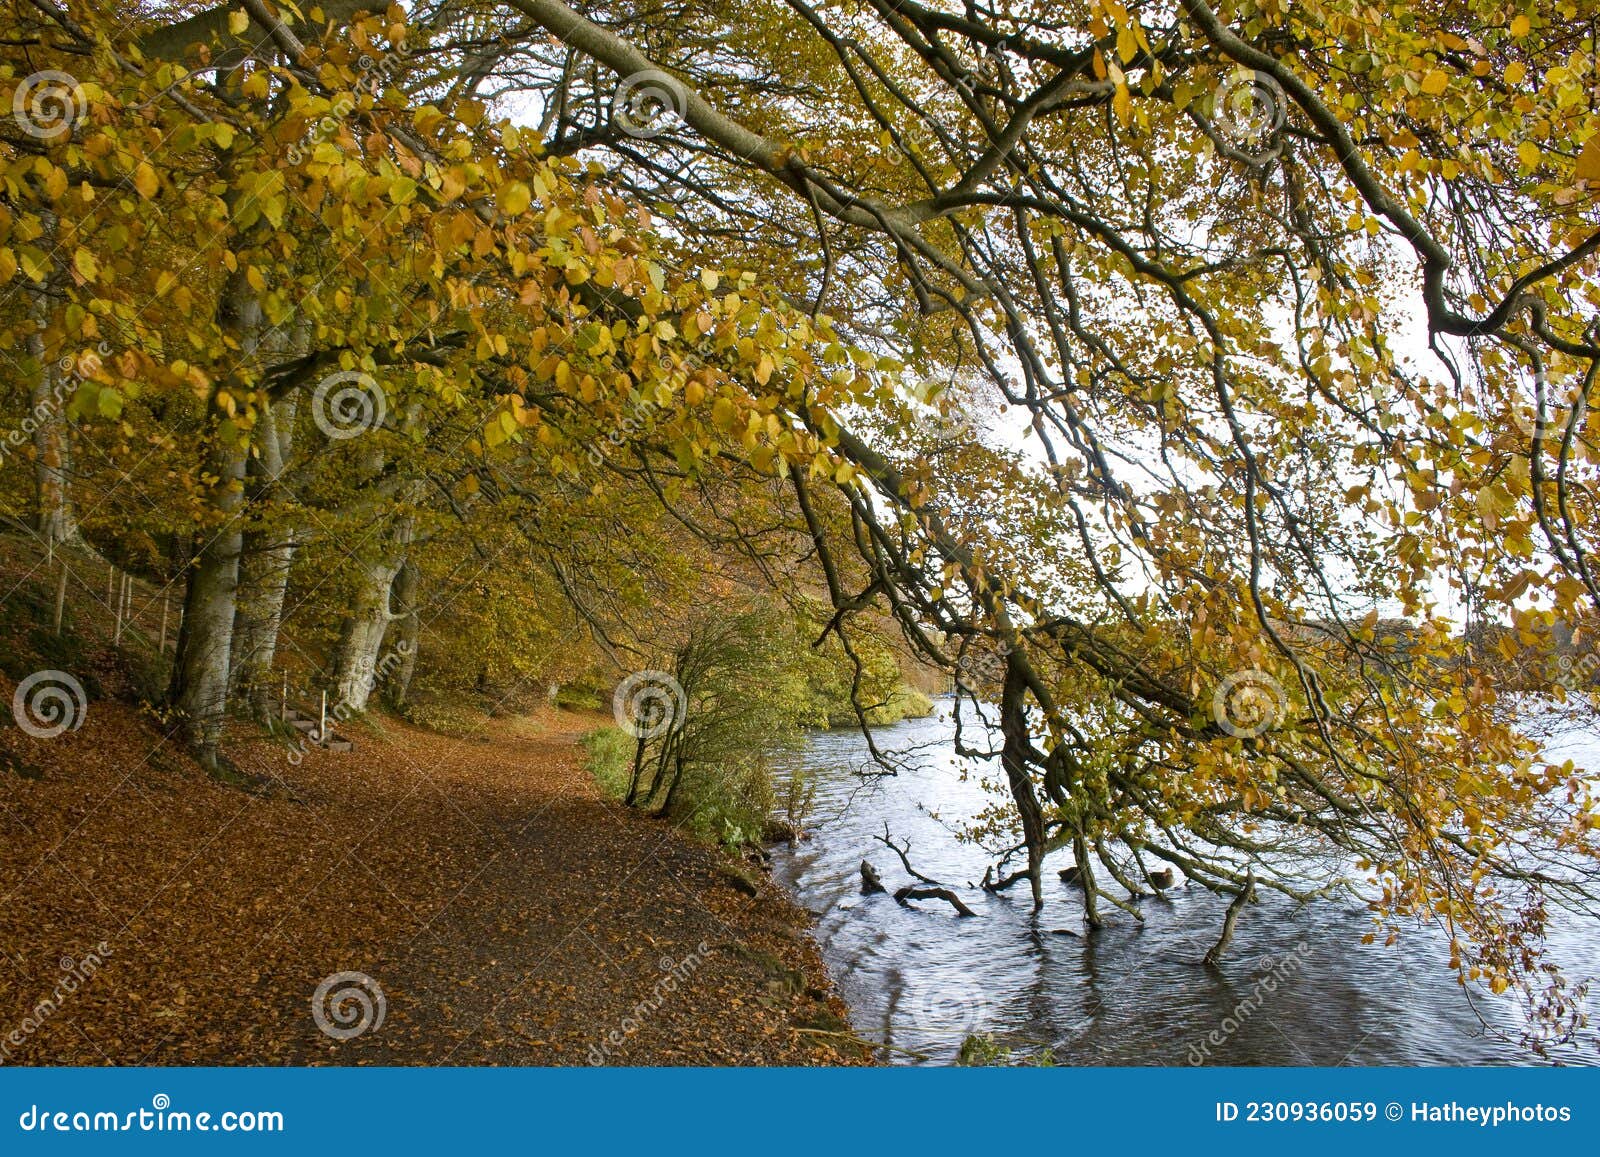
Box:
231 396 298 719
232 528 297 717
167 269 258 770
1000 656 1046 911
26 211 77 551
168 444 248 769
384 557 421 709
331 554 404 713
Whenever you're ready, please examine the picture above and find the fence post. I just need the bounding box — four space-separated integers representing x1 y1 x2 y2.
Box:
53 563 67 635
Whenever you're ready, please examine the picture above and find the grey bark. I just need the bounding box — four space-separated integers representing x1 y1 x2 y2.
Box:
231 395 299 718
25 211 77 551
168 269 259 769
384 557 421 709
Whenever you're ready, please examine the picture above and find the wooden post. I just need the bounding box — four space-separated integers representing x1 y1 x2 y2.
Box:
53 563 68 635
319 690 327 742
159 593 170 653
114 572 125 643
106 565 115 602
281 671 288 723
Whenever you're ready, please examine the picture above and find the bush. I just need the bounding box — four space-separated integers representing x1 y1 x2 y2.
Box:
581 726 635 799
612 600 809 847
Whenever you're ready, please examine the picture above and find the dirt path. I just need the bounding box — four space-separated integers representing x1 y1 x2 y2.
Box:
0 693 861 1065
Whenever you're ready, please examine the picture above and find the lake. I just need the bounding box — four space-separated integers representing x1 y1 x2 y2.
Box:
770 699 1600 1065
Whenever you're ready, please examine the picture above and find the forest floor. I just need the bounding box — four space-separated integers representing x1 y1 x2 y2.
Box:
0 679 865 1065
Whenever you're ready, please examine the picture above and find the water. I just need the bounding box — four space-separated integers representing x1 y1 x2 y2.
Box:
770 699 1600 1066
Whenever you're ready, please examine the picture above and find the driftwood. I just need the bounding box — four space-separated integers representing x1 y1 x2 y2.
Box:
859 860 887 894
1203 867 1256 967
874 824 944 886
983 865 1033 892
1057 865 1081 885
894 885 978 917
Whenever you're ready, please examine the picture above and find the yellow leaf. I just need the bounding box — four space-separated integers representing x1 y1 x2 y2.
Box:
1116 25 1137 65
499 181 531 218
0 249 15 284
1504 61 1526 86
1510 14 1530 37
133 162 159 200
228 9 250 36
73 248 97 283
1518 140 1542 171
1420 69 1449 96
1112 83 1131 126
1576 135 1600 182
